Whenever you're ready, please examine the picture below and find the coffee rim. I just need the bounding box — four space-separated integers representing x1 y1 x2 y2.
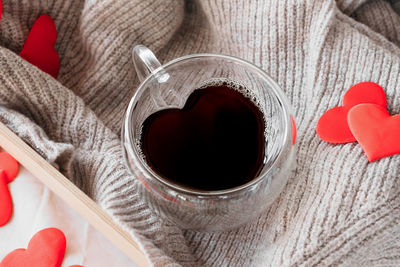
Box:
124 53 294 197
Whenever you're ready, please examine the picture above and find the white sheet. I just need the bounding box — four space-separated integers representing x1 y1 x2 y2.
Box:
0 165 137 267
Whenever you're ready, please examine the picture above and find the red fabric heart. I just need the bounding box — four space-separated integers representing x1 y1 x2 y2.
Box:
19 15 59 78
316 82 386 143
348 103 400 162
0 152 19 183
0 171 12 226
0 228 66 267
0 0 3 21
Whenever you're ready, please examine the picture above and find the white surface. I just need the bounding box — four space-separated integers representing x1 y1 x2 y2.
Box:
0 165 137 267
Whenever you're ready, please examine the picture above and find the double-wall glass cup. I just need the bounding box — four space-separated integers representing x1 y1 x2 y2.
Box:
122 45 296 231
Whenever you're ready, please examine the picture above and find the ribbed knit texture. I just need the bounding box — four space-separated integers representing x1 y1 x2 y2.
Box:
0 0 399 266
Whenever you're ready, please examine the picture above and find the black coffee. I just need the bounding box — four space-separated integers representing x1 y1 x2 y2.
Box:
140 81 265 191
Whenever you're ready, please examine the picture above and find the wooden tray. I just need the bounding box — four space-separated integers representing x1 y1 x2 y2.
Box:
0 122 149 267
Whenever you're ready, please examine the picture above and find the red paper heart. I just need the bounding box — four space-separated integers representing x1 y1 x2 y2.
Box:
0 171 12 226
291 115 297 144
316 82 386 143
19 15 59 78
0 152 19 183
348 103 400 162
0 0 3 21
0 228 66 267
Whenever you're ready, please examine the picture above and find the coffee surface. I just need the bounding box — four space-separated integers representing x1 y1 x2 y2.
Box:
140 82 265 191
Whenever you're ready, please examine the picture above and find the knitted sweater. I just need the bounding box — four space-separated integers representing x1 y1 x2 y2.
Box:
0 0 399 266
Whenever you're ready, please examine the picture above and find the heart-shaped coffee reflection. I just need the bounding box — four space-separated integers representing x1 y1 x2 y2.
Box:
140 84 266 191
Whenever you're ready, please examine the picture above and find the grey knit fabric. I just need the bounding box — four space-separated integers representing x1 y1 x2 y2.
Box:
0 0 400 266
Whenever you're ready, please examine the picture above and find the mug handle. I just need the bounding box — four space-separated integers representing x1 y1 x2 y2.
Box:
132 45 170 83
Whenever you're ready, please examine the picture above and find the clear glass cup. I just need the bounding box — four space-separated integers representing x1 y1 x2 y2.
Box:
122 45 296 231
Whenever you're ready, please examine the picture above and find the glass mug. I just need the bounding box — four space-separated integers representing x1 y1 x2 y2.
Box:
122 45 296 231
